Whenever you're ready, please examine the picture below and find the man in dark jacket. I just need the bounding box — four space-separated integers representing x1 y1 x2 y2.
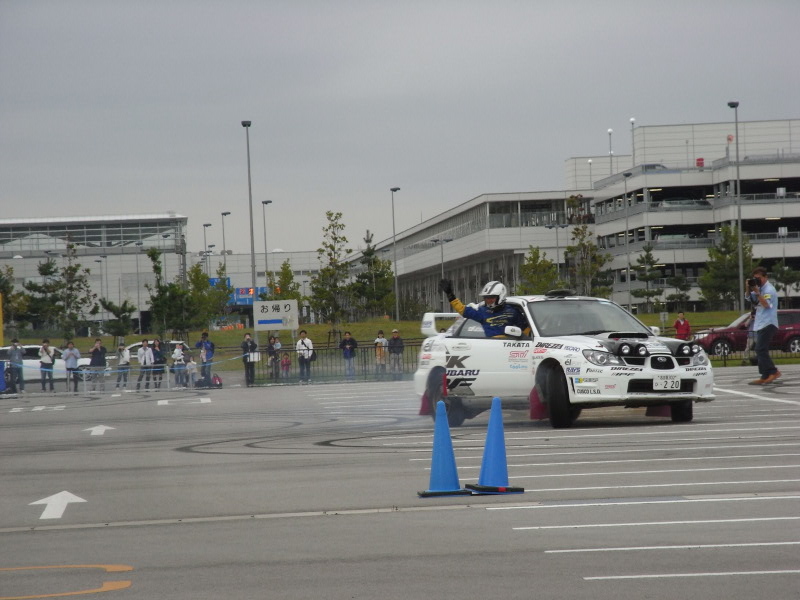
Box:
388 329 404 380
339 331 358 380
241 333 258 387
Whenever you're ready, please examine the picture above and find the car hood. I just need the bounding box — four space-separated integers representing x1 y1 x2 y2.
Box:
546 332 676 355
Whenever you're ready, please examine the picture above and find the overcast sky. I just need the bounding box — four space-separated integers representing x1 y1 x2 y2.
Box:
2 0 799 257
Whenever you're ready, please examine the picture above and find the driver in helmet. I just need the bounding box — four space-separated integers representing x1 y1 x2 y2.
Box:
439 279 528 338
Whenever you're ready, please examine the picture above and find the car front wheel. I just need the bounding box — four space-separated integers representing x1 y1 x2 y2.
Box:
671 400 693 422
542 366 577 429
711 339 732 356
785 336 800 353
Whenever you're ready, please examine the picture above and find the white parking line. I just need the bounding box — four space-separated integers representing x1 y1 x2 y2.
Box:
458 453 800 470
715 386 800 406
514 516 800 530
585 570 800 580
547 541 800 553
489 494 800 511
516 478 800 493
509 464 800 480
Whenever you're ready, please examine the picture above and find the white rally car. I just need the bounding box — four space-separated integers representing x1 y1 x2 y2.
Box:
415 291 715 428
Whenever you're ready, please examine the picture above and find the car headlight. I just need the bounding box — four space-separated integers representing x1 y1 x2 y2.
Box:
691 351 709 366
582 349 624 366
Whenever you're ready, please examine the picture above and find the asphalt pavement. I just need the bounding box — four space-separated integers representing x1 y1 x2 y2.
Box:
1 365 798 599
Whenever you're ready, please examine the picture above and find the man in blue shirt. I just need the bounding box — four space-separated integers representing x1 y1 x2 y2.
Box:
746 266 780 385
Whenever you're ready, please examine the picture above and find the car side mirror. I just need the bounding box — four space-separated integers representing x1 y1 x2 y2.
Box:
650 326 661 336
504 325 523 338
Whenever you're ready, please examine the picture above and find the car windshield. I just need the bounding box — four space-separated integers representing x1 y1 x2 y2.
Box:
528 299 652 337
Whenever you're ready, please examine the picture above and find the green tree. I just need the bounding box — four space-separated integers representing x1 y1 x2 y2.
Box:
665 274 692 310
772 260 800 307
23 244 98 338
309 211 352 325
517 246 561 295
147 249 196 338
99 298 136 345
564 224 612 296
261 259 302 302
0 266 29 331
630 243 664 313
698 225 756 309
348 230 394 319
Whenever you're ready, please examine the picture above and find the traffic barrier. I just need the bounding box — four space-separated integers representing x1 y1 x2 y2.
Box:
466 397 524 495
418 401 471 497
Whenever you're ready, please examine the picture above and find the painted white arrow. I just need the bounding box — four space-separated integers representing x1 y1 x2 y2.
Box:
84 425 116 436
29 491 87 519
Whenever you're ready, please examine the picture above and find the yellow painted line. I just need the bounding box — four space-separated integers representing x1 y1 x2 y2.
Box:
0 565 132 599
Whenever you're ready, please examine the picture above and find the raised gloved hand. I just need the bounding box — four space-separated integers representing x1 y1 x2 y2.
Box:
439 279 455 302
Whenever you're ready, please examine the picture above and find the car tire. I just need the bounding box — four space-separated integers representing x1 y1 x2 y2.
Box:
785 336 800 353
670 400 693 422
711 339 732 356
543 366 577 429
426 366 467 428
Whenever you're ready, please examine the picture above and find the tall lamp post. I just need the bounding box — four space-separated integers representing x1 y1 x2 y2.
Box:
587 159 593 189
94 258 105 328
261 200 273 291
630 117 636 168
202 223 212 275
242 120 258 342
728 101 745 312
390 187 401 321
545 224 569 283
135 241 143 333
431 237 452 311
221 211 231 272
623 172 632 311
608 128 614 175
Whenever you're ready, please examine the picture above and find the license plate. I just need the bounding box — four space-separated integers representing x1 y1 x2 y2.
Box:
653 375 680 390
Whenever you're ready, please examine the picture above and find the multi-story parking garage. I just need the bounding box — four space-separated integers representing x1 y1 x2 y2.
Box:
366 117 800 312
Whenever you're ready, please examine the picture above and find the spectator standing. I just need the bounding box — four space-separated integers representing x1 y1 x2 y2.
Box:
62 340 81 393
280 352 291 378
673 312 691 340
266 336 279 380
136 339 154 390
8 339 25 393
88 338 108 391
388 329 404 380
195 332 215 387
339 331 358 380
746 266 781 385
116 343 131 389
172 343 186 388
296 330 314 384
241 332 258 387
151 339 166 389
185 353 198 388
374 330 388 379
39 339 55 392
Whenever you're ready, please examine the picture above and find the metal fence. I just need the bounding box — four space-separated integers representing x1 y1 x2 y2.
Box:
252 343 423 384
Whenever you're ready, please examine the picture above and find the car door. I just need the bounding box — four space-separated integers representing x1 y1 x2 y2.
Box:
448 313 533 400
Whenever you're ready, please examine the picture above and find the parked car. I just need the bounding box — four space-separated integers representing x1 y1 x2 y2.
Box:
0 344 98 384
694 310 800 355
415 291 715 429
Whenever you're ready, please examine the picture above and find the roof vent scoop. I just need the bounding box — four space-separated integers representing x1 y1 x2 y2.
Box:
545 289 576 297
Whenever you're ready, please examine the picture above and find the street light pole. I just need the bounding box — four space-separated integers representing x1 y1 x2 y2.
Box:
135 241 143 334
728 101 745 312
242 120 259 343
390 187 400 321
221 212 230 272
431 237 452 311
623 172 632 311
587 159 593 189
608 128 614 175
261 200 272 291
202 223 212 276
630 117 636 168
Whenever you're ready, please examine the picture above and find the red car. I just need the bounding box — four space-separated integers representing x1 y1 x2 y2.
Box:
694 310 800 355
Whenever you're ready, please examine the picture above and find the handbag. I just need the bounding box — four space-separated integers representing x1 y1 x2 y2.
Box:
309 350 317 362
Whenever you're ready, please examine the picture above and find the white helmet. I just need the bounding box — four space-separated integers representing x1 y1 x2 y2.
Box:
480 281 507 310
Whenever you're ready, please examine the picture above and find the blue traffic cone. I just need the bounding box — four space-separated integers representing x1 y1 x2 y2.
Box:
466 397 524 495
418 401 471 497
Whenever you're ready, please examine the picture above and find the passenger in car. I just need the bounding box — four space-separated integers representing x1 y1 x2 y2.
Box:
439 279 529 338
